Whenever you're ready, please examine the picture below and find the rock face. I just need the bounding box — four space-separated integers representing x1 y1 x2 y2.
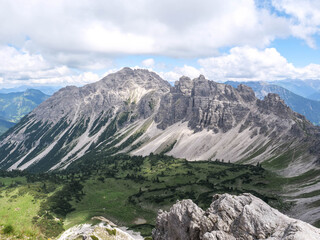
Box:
134 74 320 174
155 76 256 132
152 193 320 240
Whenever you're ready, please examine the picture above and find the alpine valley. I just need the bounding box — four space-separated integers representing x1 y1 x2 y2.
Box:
1 68 320 239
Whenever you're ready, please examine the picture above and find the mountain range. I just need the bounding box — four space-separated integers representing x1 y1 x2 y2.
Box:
0 85 61 95
1 68 320 225
0 118 15 136
271 79 320 101
226 81 320 125
0 68 319 173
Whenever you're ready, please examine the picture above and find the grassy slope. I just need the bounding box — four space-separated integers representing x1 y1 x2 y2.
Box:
0 90 49 123
0 177 43 239
0 173 65 239
0 154 308 239
64 155 289 236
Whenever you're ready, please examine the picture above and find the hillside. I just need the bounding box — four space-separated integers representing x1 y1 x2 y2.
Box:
0 154 291 239
1 68 320 226
0 89 50 123
271 79 320 101
225 81 320 125
0 118 15 136
0 85 61 95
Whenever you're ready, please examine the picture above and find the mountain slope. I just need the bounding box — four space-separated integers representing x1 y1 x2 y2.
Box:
0 89 50 123
0 69 319 176
271 79 320 101
133 76 320 176
0 68 170 172
226 81 320 125
2 68 320 225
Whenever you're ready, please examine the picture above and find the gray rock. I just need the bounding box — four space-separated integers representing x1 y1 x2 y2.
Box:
33 68 170 123
152 193 320 240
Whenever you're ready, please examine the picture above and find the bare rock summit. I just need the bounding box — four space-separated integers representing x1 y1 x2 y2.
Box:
152 193 320 240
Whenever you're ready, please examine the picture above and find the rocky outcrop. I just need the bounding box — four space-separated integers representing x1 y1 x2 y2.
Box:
155 75 256 132
58 222 143 240
155 75 313 135
152 193 320 240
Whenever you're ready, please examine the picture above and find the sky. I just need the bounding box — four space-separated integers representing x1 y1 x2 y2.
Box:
1 0 320 88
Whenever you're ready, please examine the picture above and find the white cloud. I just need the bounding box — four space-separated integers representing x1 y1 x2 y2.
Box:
198 46 296 81
160 65 202 83
0 46 101 87
271 0 320 47
3 71 101 87
0 46 49 72
0 0 293 62
160 46 320 82
198 46 320 81
1 1 320 87
142 58 155 68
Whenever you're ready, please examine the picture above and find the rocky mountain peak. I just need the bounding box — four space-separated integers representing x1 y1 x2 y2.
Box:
32 68 170 123
236 84 256 102
174 76 193 96
264 93 286 106
153 193 320 240
195 74 207 81
257 93 293 119
99 67 170 92
156 76 257 131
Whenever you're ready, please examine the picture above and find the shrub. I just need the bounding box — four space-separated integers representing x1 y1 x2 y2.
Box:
90 235 99 240
106 228 117 236
2 224 14 234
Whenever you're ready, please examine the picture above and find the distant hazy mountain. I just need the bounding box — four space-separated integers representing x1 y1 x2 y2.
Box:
308 91 320 101
0 89 49 135
0 118 15 135
271 79 320 101
226 81 320 125
0 89 50 123
0 85 61 95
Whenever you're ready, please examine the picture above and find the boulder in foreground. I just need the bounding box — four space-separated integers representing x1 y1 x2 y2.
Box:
152 193 320 240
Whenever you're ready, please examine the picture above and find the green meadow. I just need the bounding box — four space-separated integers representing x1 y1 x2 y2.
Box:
0 154 303 239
